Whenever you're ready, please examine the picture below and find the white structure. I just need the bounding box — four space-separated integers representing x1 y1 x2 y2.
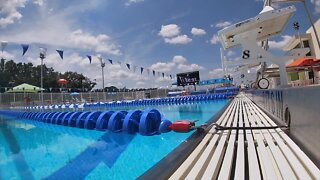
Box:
218 5 309 88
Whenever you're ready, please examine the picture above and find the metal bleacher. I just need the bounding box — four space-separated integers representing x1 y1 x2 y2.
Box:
169 93 320 179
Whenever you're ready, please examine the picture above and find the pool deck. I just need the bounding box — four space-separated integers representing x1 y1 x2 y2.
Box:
169 93 320 179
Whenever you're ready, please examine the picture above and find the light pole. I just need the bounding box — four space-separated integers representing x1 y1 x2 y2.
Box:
271 0 320 49
293 21 304 48
98 57 106 102
1 41 8 71
39 47 47 105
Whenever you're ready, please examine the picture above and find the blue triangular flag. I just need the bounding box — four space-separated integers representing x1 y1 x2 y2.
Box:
87 55 92 64
108 59 113 64
162 73 164 78
140 67 144 74
152 70 155 76
170 75 172 79
56 50 63 60
126 63 131 70
21 44 29 56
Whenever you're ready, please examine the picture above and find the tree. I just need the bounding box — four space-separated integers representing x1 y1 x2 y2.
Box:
0 59 96 92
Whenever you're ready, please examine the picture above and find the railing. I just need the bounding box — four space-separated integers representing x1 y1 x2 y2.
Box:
0 89 169 108
290 77 320 87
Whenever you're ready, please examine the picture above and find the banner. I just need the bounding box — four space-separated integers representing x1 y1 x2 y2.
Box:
152 70 155 76
140 67 144 74
56 50 64 60
21 44 29 56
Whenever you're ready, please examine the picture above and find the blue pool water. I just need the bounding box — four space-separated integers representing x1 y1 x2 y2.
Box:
0 100 228 179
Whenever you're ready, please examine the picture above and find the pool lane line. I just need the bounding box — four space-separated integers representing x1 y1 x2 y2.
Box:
0 121 35 180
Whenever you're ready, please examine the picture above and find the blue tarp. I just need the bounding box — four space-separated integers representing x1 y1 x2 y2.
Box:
199 78 232 85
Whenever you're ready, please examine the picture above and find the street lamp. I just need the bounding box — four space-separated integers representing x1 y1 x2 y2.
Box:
271 0 320 49
1 41 8 71
39 47 47 105
98 56 106 101
293 21 304 48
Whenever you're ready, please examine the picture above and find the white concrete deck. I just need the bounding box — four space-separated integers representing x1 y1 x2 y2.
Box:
169 93 320 180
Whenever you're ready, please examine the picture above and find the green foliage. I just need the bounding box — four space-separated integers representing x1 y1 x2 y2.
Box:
0 58 96 92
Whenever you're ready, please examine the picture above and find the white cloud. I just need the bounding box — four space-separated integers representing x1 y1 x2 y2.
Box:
158 24 180 38
209 68 223 78
155 76 172 83
69 29 121 55
136 81 146 87
172 55 187 64
0 51 15 60
150 62 175 72
191 27 206 36
0 1 121 55
159 24 192 45
149 55 204 79
125 0 144 6
210 34 220 44
177 63 204 71
164 35 192 44
268 35 292 49
33 0 44 6
215 21 232 28
0 0 27 28
227 50 236 57
311 0 320 13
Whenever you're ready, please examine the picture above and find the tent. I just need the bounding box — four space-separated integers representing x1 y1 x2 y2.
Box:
6 83 44 93
287 58 318 67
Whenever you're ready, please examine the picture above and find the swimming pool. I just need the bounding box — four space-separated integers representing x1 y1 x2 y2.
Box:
0 100 228 179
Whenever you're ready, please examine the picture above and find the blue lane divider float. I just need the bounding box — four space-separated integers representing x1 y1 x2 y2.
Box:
21 92 236 111
0 109 171 136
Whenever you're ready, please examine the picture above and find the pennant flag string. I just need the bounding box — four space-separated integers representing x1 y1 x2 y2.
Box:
21 44 29 56
56 50 64 60
86 55 92 64
0 41 177 81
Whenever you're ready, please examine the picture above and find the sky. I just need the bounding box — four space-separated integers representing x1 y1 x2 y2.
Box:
0 0 319 89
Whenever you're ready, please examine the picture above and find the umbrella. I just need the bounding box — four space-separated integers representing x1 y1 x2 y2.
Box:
70 92 80 96
57 79 68 85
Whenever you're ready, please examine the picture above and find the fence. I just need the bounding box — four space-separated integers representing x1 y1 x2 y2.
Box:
0 89 169 108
